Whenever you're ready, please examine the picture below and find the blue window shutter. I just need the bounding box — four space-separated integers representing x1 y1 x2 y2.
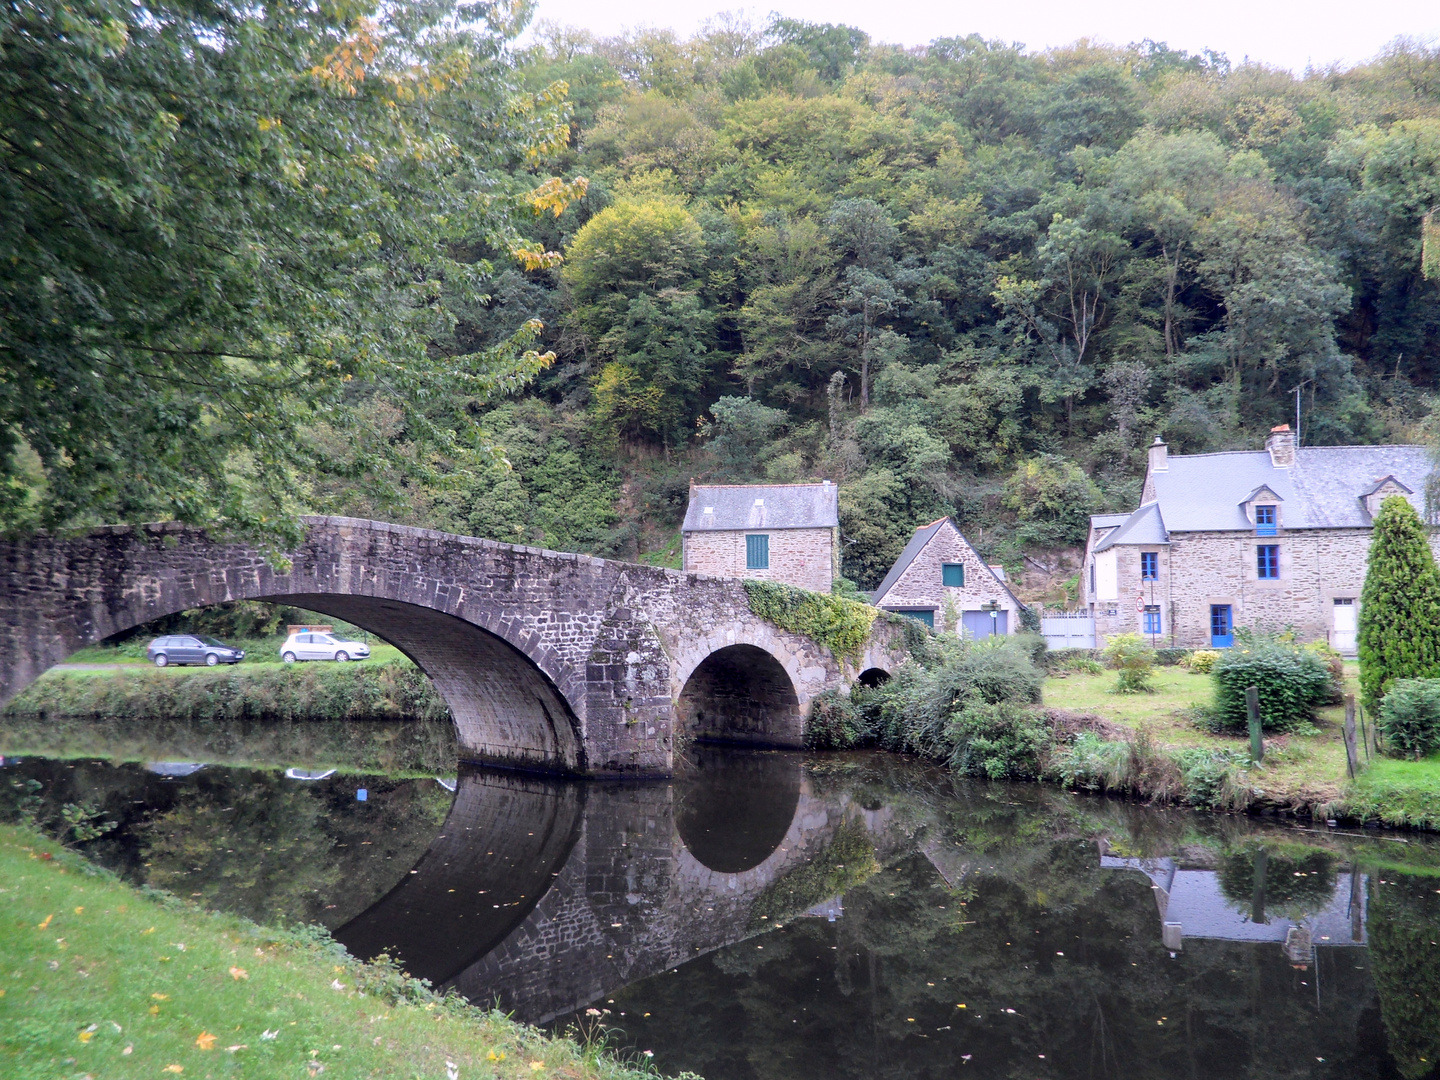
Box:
746 534 769 570
901 609 934 629
942 563 964 587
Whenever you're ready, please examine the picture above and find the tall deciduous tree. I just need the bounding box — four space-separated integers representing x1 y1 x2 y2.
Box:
0 0 582 545
1358 496 1440 707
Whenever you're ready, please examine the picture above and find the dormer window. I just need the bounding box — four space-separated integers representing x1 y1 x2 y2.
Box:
1255 504 1277 536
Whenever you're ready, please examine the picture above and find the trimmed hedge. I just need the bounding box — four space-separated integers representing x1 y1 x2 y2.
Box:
1211 636 1332 732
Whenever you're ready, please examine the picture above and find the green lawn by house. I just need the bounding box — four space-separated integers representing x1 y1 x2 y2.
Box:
1042 660 1412 819
0 824 666 1080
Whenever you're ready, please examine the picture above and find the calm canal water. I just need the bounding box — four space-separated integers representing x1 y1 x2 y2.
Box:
5 740 1440 1079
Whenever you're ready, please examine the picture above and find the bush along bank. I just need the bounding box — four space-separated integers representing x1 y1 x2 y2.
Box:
810 633 1355 818
3 659 451 725
0 823 676 1080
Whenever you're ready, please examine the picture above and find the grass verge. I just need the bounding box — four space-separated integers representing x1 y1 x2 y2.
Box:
0 823 670 1080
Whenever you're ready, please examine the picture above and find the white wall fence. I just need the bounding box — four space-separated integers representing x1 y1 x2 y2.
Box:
1040 612 1096 650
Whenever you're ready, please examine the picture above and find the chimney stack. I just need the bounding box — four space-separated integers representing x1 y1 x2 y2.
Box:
1266 424 1296 468
1147 436 1168 474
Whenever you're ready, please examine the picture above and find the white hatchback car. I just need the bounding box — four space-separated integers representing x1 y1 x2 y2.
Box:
280 631 371 663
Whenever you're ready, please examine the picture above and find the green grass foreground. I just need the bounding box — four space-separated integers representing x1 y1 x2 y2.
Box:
0 824 670 1080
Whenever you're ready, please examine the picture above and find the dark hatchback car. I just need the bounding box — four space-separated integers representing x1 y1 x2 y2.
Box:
147 635 245 667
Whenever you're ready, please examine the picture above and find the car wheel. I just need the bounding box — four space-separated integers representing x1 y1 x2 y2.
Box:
154 654 169 668
282 652 297 664
334 651 349 662
205 653 219 667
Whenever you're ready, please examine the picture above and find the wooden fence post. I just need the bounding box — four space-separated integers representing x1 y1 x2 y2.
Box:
1343 694 1360 780
1246 685 1263 764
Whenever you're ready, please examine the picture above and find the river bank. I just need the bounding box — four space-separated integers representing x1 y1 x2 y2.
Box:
0 822 674 1080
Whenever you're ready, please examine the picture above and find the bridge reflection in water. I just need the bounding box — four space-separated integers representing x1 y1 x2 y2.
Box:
334 749 863 1023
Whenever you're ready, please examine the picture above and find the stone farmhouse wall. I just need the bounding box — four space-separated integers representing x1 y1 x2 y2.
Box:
683 526 838 594
877 525 1019 634
1091 528 1440 649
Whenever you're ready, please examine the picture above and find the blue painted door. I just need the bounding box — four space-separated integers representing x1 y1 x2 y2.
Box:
962 610 1008 639
1210 605 1233 648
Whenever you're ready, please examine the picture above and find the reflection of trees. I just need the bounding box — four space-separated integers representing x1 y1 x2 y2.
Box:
143 776 341 924
1217 844 1337 922
607 833 1385 1080
1369 876 1440 1080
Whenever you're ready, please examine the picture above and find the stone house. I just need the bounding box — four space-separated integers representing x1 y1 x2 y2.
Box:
682 482 840 593
1081 425 1435 653
870 517 1023 636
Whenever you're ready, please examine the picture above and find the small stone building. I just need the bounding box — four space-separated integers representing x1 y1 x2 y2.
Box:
682 482 840 593
870 517 1023 636
1082 425 1436 652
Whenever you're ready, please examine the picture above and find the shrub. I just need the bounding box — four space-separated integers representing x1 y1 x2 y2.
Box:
806 688 872 750
1050 732 1132 792
1211 635 1333 732
1102 633 1156 694
1186 650 1221 674
863 635 1045 764
1304 640 1346 704
946 700 1053 780
1359 495 1440 708
1154 648 1190 667
1378 679 1440 759
1044 648 1102 675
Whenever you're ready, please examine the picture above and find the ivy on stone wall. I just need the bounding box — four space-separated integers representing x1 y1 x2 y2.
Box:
742 580 878 661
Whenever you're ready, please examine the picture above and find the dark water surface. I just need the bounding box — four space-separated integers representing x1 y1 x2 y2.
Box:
6 743 1440 1079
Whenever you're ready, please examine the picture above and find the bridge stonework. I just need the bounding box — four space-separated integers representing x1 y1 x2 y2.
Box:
0 516 905 775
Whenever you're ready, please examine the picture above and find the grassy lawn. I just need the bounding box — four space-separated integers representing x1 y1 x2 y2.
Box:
1043 661 1367 810
0 824 656 1080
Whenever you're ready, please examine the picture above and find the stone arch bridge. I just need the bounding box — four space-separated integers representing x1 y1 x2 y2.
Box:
0 517 905 775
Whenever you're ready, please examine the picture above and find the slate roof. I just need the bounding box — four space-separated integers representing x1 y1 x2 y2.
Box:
1096 445 1433 546
682 482 839 532
1090 513 1131 530
1094 502 1168 552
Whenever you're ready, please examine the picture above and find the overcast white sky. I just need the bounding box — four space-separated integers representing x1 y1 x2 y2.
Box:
524 0 1438 74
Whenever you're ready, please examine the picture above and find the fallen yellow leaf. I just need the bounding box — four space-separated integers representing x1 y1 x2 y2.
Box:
530 1063 546 1072
164 1065 184 1073
148 1006 160 1016
141 927 155 935
228 967 248 981
151 994 169 1000
37 914 53 930
78 1031 93 1043
196 1032 216 1051
74 906 84 914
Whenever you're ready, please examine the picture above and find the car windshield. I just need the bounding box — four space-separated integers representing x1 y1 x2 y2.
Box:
198 636 227 647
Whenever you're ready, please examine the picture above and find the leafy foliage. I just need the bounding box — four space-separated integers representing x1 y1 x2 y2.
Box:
1378 679 1440 760
0 0 581 544
1211 633 1334 732
1102 632 1157 694
1360 496 1440 707
742 579 877 660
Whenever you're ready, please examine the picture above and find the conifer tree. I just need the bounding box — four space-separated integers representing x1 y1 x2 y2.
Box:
1359 496 1440 707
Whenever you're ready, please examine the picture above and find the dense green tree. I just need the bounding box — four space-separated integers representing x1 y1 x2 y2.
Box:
0 0 578 544
1358 496 1440 707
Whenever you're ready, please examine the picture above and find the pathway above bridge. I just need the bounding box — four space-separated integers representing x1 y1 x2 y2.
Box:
0 517 906 775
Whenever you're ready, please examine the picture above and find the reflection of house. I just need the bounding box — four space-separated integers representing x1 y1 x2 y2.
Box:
1099 845 1367 961
870 517 1023 636
1081 426 1435 652
683 482 840 593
